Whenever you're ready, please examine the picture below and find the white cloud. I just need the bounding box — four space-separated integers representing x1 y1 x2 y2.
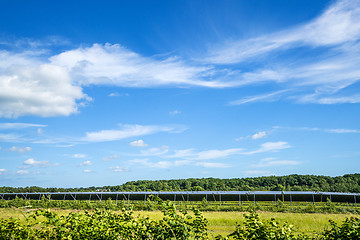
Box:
169 110 181 115
194 148 243 160
110 166 129 172
326 128 360 133
0 169 6 174
130 158 174 169
252 131 267 140
50 43 223 88
23 158 49 167
102 154 120 161
206 0 360 64
130 157 230 169
72 153 87 158
83 169 92 173
165 148 244 160
252 157 301 167
0 59 90 117
206 0 360 104
167 149 196 158
258 141 291 152
17 170 29 175
0 123 47 129
140 145 169 156
0 133 25 142
7 146 32 153
245 141 291 155
79 160 92 166
108 92 129 97
229 90 289 105
297 93 360 104
129 139 148 147
195 162 230 168
83 124 186 142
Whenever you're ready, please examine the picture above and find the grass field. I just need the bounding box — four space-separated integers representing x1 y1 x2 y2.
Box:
0 208 357 238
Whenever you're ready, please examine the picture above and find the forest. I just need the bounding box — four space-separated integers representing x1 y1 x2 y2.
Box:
1 174 360 193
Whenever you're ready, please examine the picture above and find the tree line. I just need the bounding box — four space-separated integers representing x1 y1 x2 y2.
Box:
1 173 360 193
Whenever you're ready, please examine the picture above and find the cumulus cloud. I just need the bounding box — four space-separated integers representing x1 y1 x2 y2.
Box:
129 139 148 147
72 153 87 158
169 110 181 115
83 124 186 142
6 146 32 153
0 61 90 118
251 131 267 140
0 169 6 174
17 170 29 174
110 166 129 172
24 158 50 167
83 169 92 173
140 146 169 156
79 160 92 166
102 154 120 161
195 162 230 168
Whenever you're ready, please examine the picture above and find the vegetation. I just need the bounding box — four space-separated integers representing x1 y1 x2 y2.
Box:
1 173 360 193
0 199 360 239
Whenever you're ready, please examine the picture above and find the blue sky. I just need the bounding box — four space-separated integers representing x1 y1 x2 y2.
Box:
0 0 360 187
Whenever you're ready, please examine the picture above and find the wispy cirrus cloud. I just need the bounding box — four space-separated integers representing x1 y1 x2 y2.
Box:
129 158 230 169
252 157 301 168
229 90 290 105
165 148 244 160
212 0 360 105
206 0 360 64
325 128 360 134
0 123 47 129
243 141 291 155
276 126 360 134
83 124 187 142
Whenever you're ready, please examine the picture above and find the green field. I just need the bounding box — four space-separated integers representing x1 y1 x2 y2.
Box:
0 208 356 238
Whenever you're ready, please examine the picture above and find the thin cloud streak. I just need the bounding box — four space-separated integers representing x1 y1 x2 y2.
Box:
83 124 187 142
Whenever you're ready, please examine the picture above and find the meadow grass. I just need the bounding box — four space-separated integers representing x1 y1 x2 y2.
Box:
0 208 357 238
134 210 357 237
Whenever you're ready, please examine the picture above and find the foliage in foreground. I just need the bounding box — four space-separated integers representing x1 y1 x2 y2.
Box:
215 211 360 240
1 200 360 239
0 197 208 240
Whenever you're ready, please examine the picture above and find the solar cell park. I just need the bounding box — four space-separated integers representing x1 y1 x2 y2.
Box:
2 191 359 206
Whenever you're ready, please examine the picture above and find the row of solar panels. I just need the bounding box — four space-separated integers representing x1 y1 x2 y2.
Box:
1 191 359 203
